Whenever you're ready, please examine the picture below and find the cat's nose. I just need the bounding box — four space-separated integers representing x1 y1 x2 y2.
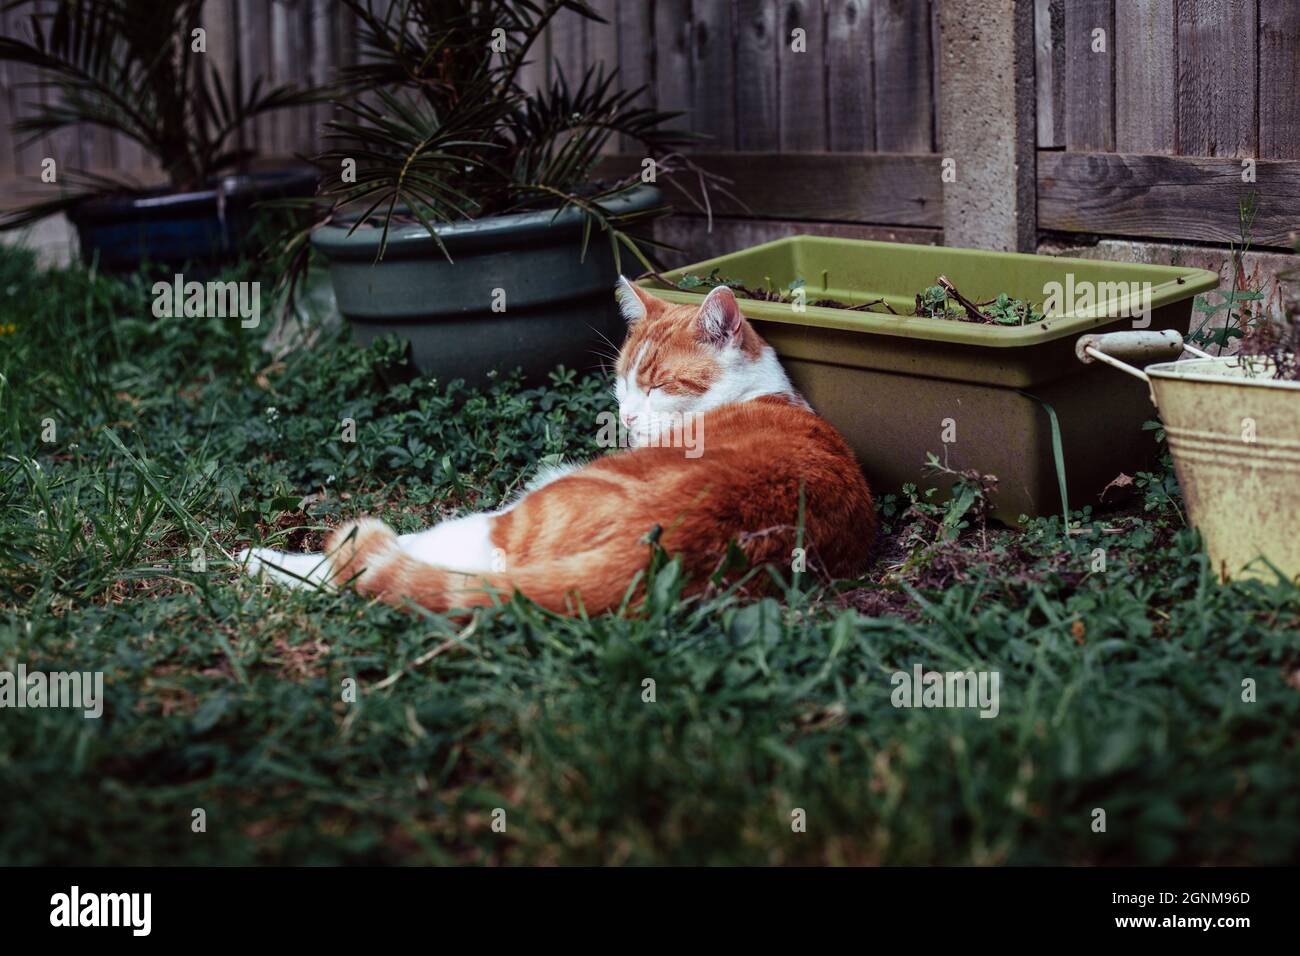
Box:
621 411 637 427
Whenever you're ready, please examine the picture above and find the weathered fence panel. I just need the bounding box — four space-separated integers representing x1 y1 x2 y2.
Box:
826 0 875 152
1114 0 1175 154
1063 0 1113 152
734 0 781 151
541 0 944 263
1177 0 1257 158
871 0 934 153
692 0 737 148
1040 0 1300 249
778 0 825 150
1259 2 1300 161
1038 152 1300 247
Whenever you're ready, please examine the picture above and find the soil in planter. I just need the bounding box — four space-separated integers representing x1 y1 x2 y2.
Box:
657 268 1045 326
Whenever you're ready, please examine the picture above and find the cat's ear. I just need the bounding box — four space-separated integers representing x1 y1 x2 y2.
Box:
697 285 744 345
614 275 657 324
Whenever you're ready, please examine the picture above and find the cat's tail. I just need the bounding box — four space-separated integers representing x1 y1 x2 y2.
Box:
324 518 639 616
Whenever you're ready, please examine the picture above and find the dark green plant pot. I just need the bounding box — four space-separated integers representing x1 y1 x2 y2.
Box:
310 186 661 385
68 168 317 276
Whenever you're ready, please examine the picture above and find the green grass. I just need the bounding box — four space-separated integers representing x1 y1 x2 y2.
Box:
1 245 1298 866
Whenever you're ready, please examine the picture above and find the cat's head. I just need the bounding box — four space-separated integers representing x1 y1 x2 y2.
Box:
611 277 802 446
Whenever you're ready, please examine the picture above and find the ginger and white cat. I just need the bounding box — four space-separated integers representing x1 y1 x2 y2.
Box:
240 279 876 614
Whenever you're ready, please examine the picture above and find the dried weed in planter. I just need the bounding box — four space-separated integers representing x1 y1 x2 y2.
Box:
668 270 1040 323
670 269 883 310
1238 304 1300 381
670 269 887 312
914 276 1042 326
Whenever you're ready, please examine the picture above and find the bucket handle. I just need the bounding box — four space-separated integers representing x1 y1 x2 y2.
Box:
1074 329 1214 383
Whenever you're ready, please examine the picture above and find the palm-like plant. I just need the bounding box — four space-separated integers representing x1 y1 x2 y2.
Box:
0 0 321 228
285 0 722 286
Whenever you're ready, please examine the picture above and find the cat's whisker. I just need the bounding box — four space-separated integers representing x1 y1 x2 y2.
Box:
588 324 625 368
589 345 621 380
590 323 622 351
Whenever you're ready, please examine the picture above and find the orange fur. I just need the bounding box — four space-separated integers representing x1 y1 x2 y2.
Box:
322 288 876 616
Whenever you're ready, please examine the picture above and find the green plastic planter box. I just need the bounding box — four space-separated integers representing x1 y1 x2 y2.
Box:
641 236 1219 522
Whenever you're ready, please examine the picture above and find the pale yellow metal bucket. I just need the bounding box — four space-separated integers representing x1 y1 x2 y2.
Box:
1077 331 1300 582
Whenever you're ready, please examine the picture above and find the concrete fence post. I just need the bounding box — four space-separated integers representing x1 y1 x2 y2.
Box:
937 0 1038 252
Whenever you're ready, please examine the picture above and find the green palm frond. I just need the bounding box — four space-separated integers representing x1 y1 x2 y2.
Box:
500 63 696 204
275 0 721 311
310 1 711 232
0 0 326 226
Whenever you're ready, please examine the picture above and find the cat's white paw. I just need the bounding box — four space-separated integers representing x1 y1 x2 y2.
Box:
239 547 333 590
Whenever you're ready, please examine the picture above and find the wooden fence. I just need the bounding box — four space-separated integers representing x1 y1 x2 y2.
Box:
554 0 946 259
538 1 1300 266
0 0 349 183
1036 0 1300 249
1 1 1298 267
